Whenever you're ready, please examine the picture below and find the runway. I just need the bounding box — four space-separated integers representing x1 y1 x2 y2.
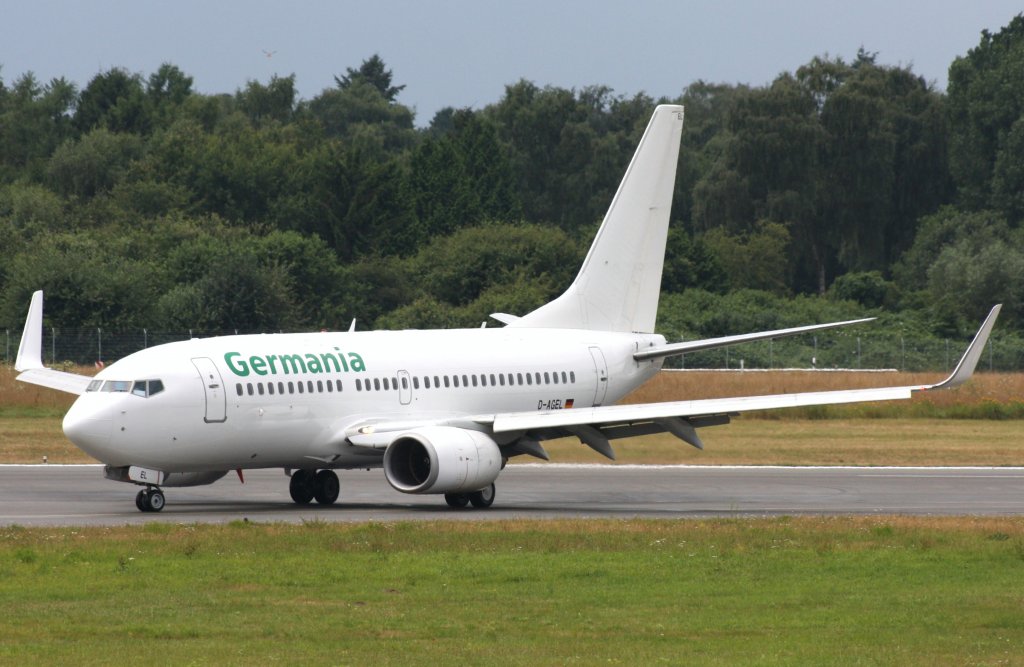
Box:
2 464 1024 526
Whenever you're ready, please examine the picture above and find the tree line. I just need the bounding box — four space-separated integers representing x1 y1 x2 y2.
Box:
1 16 1024 363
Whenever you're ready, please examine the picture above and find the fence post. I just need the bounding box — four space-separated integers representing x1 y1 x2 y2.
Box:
51 327 56 364
900 336 905 371
857 337 861 369
97 327 102 365
144 328 148 349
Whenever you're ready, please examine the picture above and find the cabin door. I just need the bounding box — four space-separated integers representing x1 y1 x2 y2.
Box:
192 357 227 423
397 370 412 405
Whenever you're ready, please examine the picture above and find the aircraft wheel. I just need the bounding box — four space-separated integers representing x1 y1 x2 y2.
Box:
289 470 316 504
313 470 340 505
444 493 470 508
147 489 166 512
135 489 149 512
468 484 496 509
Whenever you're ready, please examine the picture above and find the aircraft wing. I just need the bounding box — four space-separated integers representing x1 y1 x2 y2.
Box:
14 291 93 395
16 368 92 395
485 304 1002 459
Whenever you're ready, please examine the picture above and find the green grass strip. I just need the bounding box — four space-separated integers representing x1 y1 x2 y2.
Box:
2 518 1024 665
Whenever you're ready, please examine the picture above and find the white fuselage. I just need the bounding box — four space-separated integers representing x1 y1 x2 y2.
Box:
63 327 666 472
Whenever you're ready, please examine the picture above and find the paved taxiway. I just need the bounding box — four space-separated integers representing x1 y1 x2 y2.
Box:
2 464 1024 526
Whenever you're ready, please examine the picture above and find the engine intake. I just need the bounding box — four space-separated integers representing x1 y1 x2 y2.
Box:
383 426 502 494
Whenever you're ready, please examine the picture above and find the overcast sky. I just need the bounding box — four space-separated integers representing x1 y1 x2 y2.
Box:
3 1 1021 125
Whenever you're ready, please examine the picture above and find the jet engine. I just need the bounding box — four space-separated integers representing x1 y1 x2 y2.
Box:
383 426 502 494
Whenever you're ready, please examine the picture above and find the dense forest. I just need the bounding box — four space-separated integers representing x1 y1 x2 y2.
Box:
2 15 1024 369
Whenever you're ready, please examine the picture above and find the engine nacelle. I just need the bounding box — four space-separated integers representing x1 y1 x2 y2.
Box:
383 427 502 494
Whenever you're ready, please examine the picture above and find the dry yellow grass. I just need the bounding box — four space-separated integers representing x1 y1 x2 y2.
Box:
623 369 1024 407
2 367 1022 465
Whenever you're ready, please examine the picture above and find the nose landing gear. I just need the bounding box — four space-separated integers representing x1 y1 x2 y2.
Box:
135 487 165 512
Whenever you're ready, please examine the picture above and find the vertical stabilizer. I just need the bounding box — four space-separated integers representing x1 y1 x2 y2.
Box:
510 105 684 332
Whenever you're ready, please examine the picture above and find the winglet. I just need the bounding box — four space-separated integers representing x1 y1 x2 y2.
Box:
919 304 1002 391
15 290 45 371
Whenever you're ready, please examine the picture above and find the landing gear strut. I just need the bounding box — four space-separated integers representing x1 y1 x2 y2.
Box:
135 487 165 513
289 469 339 505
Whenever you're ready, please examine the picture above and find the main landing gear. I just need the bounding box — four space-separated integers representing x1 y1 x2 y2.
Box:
289 469 340 505
444 483 496 510
135 487 165 513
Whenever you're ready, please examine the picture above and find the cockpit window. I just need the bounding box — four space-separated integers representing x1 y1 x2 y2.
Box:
86 380 103 392
102 380 131 393
131 380 165 398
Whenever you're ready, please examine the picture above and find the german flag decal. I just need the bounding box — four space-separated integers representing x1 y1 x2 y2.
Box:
565 399 574 408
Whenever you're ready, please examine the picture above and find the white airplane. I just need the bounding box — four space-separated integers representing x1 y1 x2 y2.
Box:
14 105 1001 513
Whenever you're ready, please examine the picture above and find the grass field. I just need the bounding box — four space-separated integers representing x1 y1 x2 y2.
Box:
2 518 1024 665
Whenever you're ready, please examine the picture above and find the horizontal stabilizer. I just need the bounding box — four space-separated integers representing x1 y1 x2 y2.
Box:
635 317 875 361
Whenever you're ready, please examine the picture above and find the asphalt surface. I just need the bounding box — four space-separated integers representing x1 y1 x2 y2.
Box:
2 464 1024 526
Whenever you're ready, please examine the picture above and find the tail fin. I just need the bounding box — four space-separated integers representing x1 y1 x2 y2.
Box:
511 104 684 333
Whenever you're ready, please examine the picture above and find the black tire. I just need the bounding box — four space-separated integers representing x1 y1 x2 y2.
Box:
444 493 470 508
146 489 166 512
468 483 496 509
313 470 340 505
289 470 316 504
135 489 150 512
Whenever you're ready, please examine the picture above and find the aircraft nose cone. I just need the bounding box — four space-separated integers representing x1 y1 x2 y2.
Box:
63 405 113 460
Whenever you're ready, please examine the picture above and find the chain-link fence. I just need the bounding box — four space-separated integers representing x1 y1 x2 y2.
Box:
3 326 1022 372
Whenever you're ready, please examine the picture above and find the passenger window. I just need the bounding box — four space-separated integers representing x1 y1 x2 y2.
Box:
561 371 568 383
288 381 295 394
544 372 550 384
444 376 450 388
570 371 576 383
268 382 275 395
462 374 468 387
336 380 343 392
307 381 314 393
453 375 460 388
490 374 497 386
412 377 419 390
326 380 332 393
402 377 409 390
553 372 559 385
297 382 304 394
257 383 265 396
317 380 324 393
356 379 362 391
247 383 254 396
374 378 381 391
424 377 431 389
393 377 399 390
499 374 505 386
383 378 390 391
516 373 523 385
278 382 285 394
